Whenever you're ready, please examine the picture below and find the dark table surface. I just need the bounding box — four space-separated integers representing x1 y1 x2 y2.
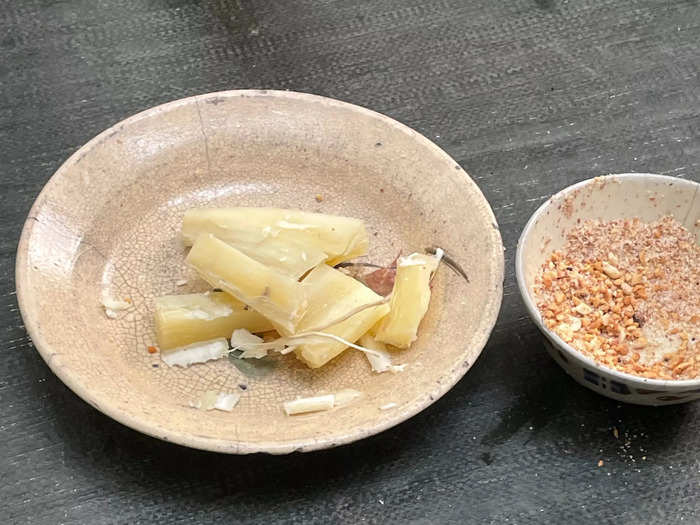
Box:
2 1 700 523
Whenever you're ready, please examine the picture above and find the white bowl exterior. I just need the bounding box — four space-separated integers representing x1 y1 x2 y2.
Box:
541 331 700 406
517 173 700 406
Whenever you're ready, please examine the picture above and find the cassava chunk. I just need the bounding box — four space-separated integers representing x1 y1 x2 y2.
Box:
155 292 273 350
182 207 368 265
293 264 389 368
375 253 439 348
186 234 307 333
223 237 326 279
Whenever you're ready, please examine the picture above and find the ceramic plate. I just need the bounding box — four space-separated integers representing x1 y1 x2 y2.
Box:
16 90 504 453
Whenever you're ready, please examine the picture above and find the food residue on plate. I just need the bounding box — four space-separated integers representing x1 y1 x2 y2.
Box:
283 394 335 415
283 389 364 415
190 390 241 412
101 291 131 319
160 338 229 367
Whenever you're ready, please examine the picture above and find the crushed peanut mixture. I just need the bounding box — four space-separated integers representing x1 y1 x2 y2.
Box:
534 216 699 379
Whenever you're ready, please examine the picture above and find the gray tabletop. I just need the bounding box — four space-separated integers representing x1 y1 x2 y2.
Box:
2 1 700 523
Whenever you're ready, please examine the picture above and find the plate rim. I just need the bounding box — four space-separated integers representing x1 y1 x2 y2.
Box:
15 90 505 454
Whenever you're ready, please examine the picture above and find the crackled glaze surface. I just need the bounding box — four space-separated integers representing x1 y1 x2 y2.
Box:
16 91 504 453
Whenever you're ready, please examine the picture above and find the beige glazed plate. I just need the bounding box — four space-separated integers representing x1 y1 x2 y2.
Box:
16 90 504 454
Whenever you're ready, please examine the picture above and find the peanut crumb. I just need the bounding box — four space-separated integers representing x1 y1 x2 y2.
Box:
534 216 699 379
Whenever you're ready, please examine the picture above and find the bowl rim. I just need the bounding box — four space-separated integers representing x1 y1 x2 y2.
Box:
15 89 505 454
515 172 700 389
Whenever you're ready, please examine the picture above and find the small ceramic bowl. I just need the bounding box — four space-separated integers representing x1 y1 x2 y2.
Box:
516 173 700 406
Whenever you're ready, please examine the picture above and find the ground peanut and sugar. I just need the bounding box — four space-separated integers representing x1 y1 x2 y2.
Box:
534 216 699 379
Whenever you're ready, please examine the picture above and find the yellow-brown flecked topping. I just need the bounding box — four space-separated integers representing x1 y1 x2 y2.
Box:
534 216 699 379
